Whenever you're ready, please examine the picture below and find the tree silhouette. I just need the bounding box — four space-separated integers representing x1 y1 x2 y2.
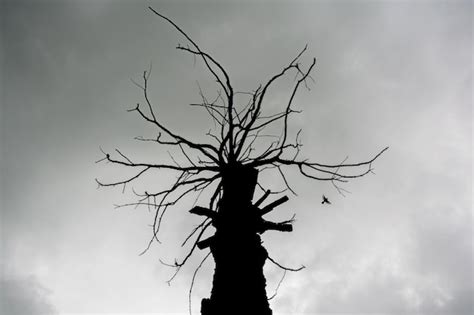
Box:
96 7 388 315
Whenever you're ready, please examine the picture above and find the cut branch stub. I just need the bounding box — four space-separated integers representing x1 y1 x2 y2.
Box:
257 220 293 234
189 206 216 219
254 190 270 208
260 195 289 216
197 235 215 250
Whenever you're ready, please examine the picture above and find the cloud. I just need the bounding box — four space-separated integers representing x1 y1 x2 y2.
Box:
1 274 57 315
1 1 471 314
271 201 473 315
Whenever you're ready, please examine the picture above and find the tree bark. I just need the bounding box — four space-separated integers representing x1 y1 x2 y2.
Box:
201 165 272 315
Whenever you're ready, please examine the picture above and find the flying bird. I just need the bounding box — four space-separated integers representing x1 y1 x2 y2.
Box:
321 195 331 205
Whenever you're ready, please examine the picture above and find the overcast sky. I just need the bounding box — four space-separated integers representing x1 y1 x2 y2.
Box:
1 0 472 314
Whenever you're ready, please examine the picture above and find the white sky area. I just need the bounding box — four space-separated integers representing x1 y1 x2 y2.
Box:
1 0 472 314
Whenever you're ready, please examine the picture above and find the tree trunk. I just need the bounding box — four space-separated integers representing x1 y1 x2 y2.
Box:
201 165 272 315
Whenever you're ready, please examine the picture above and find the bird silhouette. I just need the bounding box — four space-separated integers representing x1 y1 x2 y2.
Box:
321 195 331 204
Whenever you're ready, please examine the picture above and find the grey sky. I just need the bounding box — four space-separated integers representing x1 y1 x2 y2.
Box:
1 0 472 314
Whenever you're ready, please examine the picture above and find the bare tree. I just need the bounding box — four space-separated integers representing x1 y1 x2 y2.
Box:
96 7 388 315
